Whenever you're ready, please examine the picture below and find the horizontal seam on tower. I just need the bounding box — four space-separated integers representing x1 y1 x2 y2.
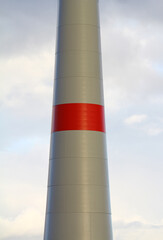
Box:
52 105 105 108
54 76 102 80
49 157 107 160
49 157 107 161
58 24 100 28
48 184 109 187
46 211 112 215
53 103 105 106
54 76 102 79
51 130 106 132
55 50 101 54
51 102 103 106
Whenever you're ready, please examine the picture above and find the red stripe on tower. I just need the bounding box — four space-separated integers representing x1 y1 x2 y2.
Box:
52 103 105 132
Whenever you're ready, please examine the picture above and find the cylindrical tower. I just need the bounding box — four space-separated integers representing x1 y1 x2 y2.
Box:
44 0 113 239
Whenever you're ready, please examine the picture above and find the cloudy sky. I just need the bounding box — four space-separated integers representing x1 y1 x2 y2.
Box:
0 0 163 239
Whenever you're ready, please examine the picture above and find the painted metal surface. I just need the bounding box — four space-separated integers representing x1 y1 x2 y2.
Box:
48 157 109 185
44 213 112 240
54 76 104 105
49 131 107 159
44 0 113 239
52 103 105 132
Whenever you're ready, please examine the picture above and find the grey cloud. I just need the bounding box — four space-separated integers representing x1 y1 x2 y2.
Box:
3 236 41 240
0 0 57 57
100 7 163 106
0 79 53 149
114 220 163 229
113 220 163 240
101 0 163 24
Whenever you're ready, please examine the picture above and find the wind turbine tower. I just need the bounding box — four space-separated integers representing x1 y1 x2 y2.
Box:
44 0 113 239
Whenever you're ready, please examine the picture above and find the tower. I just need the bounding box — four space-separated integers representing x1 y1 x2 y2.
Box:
44 0 113 239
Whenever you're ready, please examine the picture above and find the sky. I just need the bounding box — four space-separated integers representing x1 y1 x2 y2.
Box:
0 0 163 239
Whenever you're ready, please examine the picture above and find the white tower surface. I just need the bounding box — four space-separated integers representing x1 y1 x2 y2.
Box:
44 0 113 239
